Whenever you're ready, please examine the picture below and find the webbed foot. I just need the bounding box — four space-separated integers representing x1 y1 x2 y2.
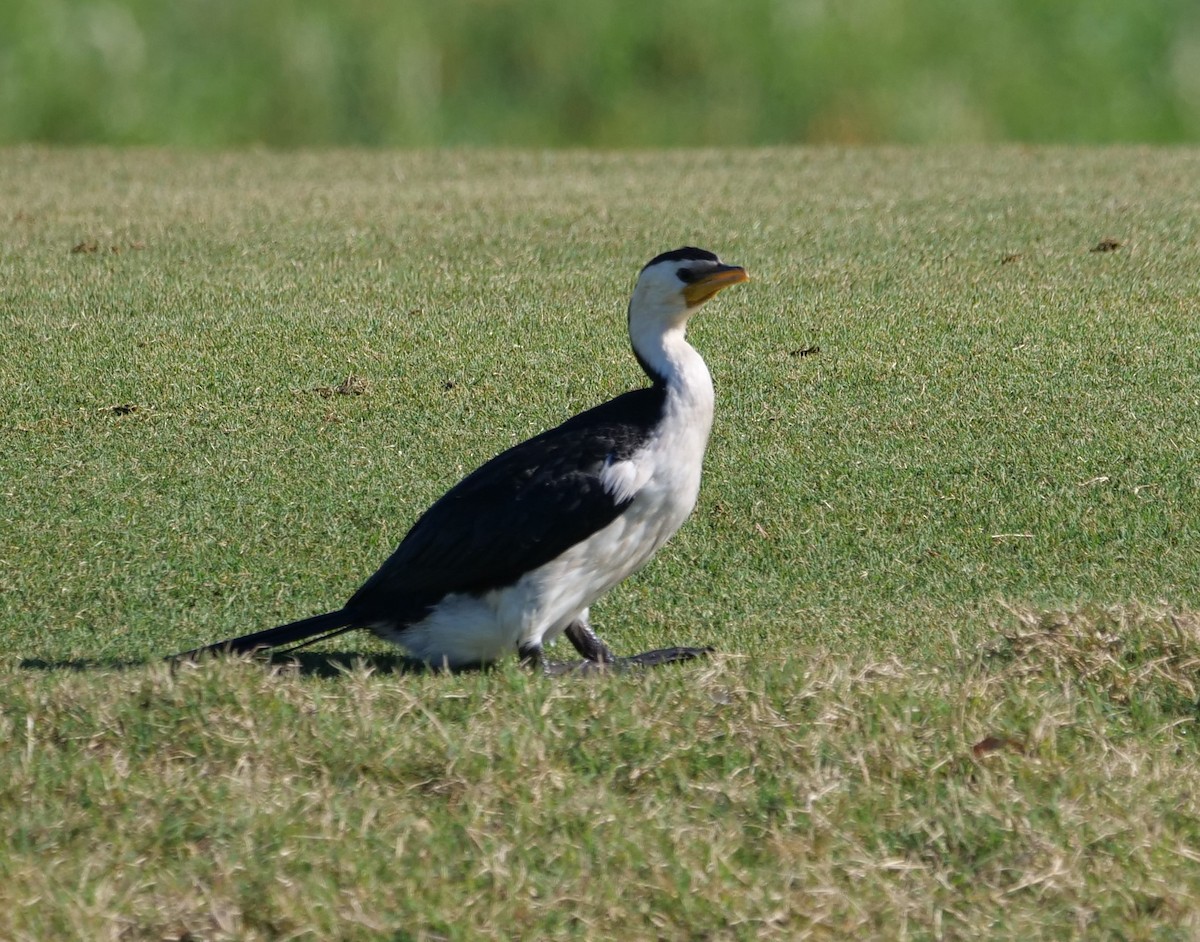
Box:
538 645 714 676
523 619 712 675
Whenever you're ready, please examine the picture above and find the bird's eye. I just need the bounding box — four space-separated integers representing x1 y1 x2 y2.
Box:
677 268 700 284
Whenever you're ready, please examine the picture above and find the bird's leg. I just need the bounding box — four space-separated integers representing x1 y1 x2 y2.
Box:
552 615 713 674
517 639 591 677
516 614 612 675
566 612 713 670
517 642 545 671
564 613 616 664
519 615 714 677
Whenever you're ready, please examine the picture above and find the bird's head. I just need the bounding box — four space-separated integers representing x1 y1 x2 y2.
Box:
628 247 749 333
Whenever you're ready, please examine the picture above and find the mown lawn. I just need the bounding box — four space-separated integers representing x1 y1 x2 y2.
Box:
2 147 1199 938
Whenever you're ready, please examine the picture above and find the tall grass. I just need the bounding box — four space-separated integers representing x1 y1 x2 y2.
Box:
3 0 1199 147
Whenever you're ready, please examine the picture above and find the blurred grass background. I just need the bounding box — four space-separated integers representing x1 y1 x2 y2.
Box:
2 0 1199 147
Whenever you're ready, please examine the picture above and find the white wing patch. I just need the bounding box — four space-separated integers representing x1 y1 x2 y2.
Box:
599 452 652 504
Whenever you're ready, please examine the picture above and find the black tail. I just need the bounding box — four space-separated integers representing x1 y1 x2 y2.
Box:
171 610 355 661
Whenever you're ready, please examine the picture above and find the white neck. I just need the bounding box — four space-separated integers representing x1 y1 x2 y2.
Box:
633 322 715 431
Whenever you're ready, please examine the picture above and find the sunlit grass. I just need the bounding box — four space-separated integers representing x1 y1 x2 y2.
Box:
3 146 1198 664
2 146 1200 937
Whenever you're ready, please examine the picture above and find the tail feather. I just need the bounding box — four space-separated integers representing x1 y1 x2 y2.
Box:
172 610 354 661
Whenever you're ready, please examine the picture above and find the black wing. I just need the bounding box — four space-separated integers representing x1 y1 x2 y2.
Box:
346 386 666 627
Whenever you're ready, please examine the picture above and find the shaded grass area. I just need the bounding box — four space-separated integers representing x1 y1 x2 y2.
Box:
4 606 1200 939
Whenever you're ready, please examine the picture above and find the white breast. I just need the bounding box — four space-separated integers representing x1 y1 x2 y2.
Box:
386 376 715 668
380 322 717 669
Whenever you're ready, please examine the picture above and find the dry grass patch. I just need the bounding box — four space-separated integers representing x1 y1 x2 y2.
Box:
4 605 1199 940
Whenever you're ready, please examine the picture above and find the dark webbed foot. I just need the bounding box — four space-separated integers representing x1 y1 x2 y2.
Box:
540 646 713 675
518 642 586 676
552 645 713 675
524 622 712 676
610 645 714 669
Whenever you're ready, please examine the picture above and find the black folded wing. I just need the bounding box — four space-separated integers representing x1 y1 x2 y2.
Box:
346 386 666 628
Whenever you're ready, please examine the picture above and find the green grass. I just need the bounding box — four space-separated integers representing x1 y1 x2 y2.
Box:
3 146 1200 937
3 0 1199 146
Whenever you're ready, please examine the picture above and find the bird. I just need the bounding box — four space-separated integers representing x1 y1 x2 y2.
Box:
175 247 749 673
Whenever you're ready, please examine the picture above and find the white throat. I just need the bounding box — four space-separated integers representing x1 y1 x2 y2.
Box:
630 321 716 474
634 319 713 410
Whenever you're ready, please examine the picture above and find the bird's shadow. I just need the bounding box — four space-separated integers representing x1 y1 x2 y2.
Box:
262 651 466 678
19 647 710 677
17 651 461 678
19 657 148 673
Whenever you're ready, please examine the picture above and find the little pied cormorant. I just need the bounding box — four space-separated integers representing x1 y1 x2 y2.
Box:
176 247 749 672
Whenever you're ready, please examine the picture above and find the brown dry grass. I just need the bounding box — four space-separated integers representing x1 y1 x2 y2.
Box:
4 605 1199 940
